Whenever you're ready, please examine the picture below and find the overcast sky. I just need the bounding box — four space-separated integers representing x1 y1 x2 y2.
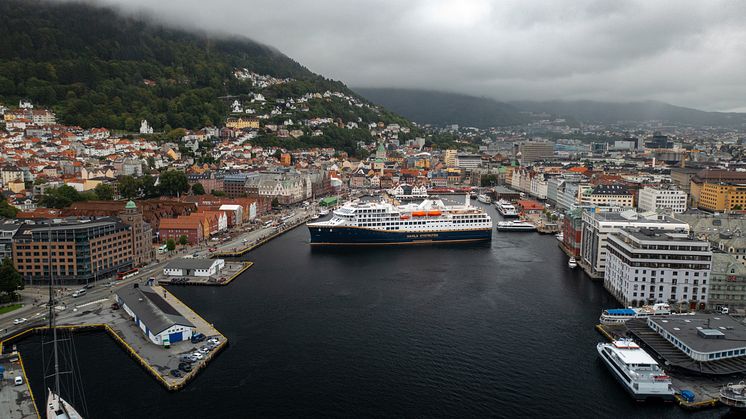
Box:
90 0 746 112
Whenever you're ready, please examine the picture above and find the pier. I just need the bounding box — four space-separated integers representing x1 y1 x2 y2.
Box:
0 352 39 419
0 285 228 393
212 214 313 258
157 261 253 286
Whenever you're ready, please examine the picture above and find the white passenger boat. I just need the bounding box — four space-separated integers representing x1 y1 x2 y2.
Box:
555 232 564 242
477 194 492 204
495 199 518 218
596 339 675 401
496 220 536 232
721 382 746 411
568 257 577 269
318 208 330 216
599 303 672 325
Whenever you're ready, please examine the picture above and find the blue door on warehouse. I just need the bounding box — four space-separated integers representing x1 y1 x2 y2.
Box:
168 331 183 343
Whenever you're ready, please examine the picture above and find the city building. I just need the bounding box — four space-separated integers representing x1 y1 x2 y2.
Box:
604 228 712 309
517 140 554 163
580 210 690 278
158 217 204 245
583 184 634 208
12 218 133 284
116 284 195 347
118 200 155 267
455 154 482 171
225 117 260 129
163 258 225 277
444 149 457 167
0 222 21 261
637 186 688 214
709 253 746 311
690 169 746 211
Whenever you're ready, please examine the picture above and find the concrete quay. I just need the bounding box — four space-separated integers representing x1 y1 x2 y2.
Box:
0 286 227 392
157 261 253 286
213 213 313 258
0 352 38 419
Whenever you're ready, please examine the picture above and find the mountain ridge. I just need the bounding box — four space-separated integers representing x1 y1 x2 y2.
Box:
356 88 746 128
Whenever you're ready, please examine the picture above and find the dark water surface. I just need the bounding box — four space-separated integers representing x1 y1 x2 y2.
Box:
18 204 723 418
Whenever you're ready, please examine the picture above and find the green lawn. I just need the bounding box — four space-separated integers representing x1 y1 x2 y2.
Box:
0 303 22 315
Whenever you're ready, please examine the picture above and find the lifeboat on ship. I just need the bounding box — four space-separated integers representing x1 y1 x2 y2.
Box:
426 210 442 216
400 214 411 220
411 211 427 217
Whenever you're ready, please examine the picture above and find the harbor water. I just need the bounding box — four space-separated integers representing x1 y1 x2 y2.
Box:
17 203 722 417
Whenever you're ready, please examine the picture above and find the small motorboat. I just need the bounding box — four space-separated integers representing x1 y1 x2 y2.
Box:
568 257 578 269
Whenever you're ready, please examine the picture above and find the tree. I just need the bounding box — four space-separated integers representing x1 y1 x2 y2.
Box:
94 183 114 200
117 175 140 199
178 235 188 247
0 197 18 218
159 170 189 197
191 182 205 195
166 238 176 252
0 258 24 301
212 190 226 197
271 198 280 208
40 185 82 208
141 174 159 198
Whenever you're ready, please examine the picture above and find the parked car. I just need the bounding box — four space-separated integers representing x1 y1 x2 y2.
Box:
191 333 206 344
178 363 192 372
170 369 183 378
199 346 210 354
84 283 95 289
179 355 194 363
13 318 27 325
192 352 204 360
207 338 219 345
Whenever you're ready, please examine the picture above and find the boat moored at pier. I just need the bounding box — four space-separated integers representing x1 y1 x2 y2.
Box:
477 194 492 204
307 198 493 245
495 199 518 218
599 303 674 325
496 220 536 232
596 339 675 402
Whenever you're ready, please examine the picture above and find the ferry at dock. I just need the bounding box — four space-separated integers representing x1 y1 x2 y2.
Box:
477 194 492 204
495 199 518 218
496 220 536 232
307 198 492 245
599 303 673 325
597 339 675 401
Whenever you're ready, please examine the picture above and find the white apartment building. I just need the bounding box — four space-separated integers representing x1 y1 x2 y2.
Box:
580 210 690 278
638 186 688 213
455 154 482 170
604 228 712 309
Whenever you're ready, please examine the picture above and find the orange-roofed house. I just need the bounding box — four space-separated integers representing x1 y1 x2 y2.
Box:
516 199 545 215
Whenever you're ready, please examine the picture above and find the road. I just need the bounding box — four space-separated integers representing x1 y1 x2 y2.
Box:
0 204 318 338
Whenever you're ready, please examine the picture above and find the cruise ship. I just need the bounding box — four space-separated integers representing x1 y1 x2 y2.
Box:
597 339 675 401
599 303 672 325
494 199 519 218
307 198 493 245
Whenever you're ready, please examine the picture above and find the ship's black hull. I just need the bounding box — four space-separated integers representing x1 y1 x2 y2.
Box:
308 225 492 245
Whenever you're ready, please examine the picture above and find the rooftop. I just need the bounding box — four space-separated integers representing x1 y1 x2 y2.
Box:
164 258 221 270
649 315 746 353
116 285 194 335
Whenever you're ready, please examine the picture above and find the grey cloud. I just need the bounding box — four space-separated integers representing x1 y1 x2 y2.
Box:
78 0 746 111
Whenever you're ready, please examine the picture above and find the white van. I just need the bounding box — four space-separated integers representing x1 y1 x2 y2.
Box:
14 376 23 386
72 289 86 298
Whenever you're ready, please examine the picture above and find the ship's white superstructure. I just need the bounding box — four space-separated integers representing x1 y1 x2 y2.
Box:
596 339 675 401
495 199 518 217
307 198 493 245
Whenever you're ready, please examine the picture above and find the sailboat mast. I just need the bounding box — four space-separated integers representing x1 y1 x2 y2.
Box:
47 220 61 398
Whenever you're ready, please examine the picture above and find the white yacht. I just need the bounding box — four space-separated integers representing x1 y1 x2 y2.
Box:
721 382 746 411
596 339 675 401
477 194 492 204
495 199 518 217
555 232 564 242
568 257 577 269
599 303 673 325
318 208 330 216
496 220 536 232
